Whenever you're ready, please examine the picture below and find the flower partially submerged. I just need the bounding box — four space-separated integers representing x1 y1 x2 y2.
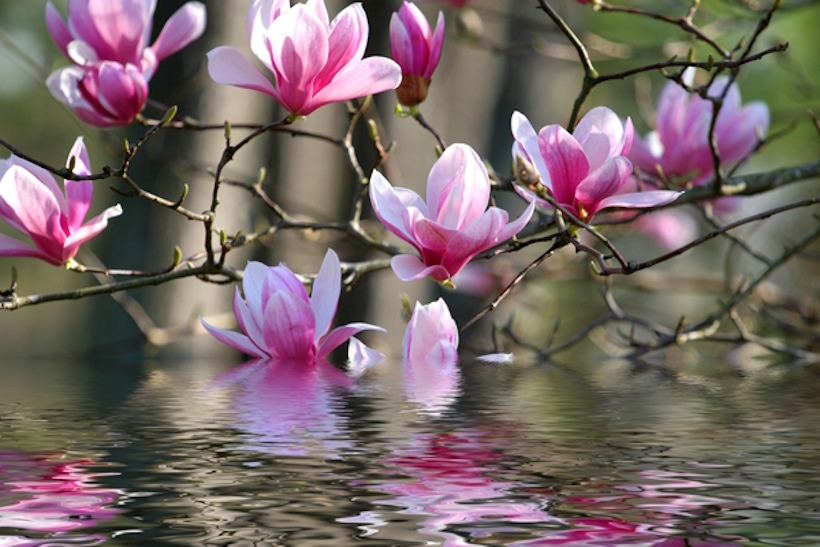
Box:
370 143 534 283
404 298 459 363
208 0 401 116
390 1 444 107
46 0 207 126
0 137 122 266
512 108 681 221
201 249 384 361
629 68 770 185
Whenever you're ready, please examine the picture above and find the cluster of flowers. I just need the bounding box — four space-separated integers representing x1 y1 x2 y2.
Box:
0 0 768 369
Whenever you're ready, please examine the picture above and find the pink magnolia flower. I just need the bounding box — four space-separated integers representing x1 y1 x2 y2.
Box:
390 1 444 107
0 137 122 266
370 143 534 283
512 108 681 222
201 249 384 361
45 0 207 126
207 0 402 117
629 69 770 185
403 298 459 363
46 0 206 79
47 61 149 127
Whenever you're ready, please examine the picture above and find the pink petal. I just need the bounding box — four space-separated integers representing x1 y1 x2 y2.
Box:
0 165 65 244
425 11 445 79
573 106 628 156
575 156 633 216
317 322 385 359
0 233 55 263
45 2 73 57
264 290 316 360
310 249 341 343
47 66 116 127
93 62 148 123
391 254 449 282
390 11 415 73
656 77 690 146
200 315 269 359
306 56 401 114
233 287 267 351
63 137 93 230
315 2 367 90
403 299 458 363
369 170 426 244
426 143 490 229
511 111 550 189
62 203 122 260
207 46 280 99
495 200 535 243
149 1 206 62
628 131 663 173
595 189 682 212
68 0 153 65
539 124 588 207
240 261 273 332
267 263 310 302
247 0 291 39
347 337 385 375
716 102 769 163
440 207 508 278
267 5 329 114
409 215 451 260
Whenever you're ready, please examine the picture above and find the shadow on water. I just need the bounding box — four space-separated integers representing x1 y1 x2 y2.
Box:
1 356 820 545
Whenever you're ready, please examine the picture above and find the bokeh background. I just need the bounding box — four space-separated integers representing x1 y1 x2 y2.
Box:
0 0 817 362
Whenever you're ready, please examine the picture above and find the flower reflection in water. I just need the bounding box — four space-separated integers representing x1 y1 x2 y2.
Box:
343 427 561 546
0 451 120 545
345 427 740 545
215 358 354 457
402 358 462 417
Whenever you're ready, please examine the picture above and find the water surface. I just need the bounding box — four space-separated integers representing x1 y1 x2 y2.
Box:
1 356 819 545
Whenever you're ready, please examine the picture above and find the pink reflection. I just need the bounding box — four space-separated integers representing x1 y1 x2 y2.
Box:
344 426 741 545
403 358 462 415
552 468 743 545
343 428 562 546
217 358 353 456
0 451 120 544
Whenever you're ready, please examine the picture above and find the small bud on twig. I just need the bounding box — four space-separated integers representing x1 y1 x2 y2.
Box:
160 105 178 127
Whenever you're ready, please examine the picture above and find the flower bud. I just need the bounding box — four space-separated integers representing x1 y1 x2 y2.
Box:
390 2 444 107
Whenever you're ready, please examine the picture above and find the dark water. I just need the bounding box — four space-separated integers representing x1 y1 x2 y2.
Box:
1 355 820 546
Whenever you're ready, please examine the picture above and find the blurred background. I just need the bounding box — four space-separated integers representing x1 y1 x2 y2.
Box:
0 0 817 362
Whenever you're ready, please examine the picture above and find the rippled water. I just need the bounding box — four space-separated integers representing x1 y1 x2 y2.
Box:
1 355 820 545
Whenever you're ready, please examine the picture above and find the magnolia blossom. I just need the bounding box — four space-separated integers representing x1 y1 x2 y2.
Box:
46 0 207 126
403 298 459 363
208 0 402 117
629 69 770 184
201 249 384 361
390 1 444 107
48 61 150 127
0 137 122 266
370 143 534 283
512 108 681 222
393 300 474 415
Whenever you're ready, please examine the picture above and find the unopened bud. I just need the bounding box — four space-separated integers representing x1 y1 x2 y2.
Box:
456 7 483 41
514 154 541 190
